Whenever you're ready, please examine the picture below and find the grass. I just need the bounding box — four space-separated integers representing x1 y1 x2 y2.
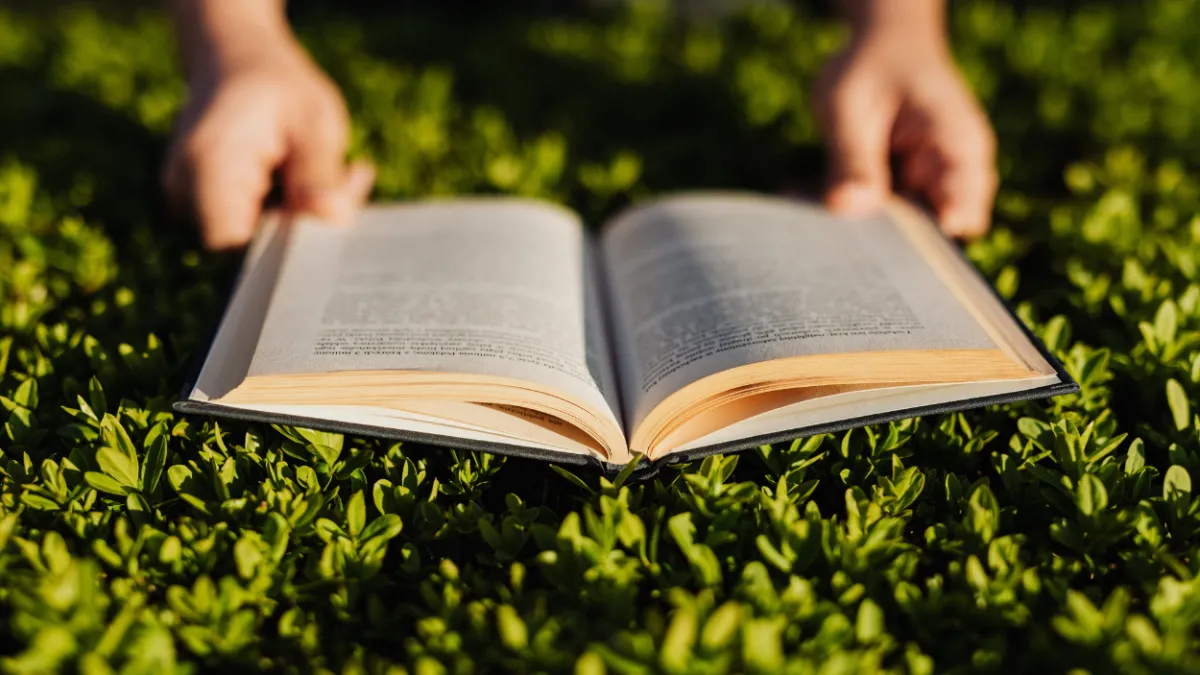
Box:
1 1 1200 673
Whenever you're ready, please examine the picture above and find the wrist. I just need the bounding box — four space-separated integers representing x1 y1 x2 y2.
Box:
844 0 950 58
172 0 297 82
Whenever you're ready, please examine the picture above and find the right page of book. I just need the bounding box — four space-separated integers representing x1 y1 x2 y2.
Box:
599 193 1011 435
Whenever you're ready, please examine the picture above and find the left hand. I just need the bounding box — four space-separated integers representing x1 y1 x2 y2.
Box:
814 30 998 238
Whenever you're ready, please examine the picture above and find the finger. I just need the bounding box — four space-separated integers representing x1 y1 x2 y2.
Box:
192 149 275 251
283 112 350 221
890 108 932 154
929 158 998 239
345 160 375 206
901 145 941 195
313 160 376 226
821 86 896 216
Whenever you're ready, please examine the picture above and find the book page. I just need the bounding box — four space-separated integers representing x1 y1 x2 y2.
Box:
189 212 291 403
600 193 1001 431
236 198 623 433
668 374 1063 454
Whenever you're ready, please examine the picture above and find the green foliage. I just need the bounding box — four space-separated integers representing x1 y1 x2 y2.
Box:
1 1 1200 672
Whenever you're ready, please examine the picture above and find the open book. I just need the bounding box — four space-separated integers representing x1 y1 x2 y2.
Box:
176 193 1076 473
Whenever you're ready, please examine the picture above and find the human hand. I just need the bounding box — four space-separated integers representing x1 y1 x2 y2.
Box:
814 29 998 238
163 26 373 250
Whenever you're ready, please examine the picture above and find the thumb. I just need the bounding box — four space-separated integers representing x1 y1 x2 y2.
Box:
822 99 894 216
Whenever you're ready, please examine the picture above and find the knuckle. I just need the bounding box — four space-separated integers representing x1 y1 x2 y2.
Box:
964 108 998 153
302 103 349 151
829 79 869 110
310 84 349 126
946 134 995 170
185 131 247 176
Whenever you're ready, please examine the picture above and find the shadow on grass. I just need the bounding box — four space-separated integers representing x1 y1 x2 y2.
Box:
300 4 829 215
0 59 240 408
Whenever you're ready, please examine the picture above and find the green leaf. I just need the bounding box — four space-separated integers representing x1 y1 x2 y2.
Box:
41 532 70 572
96 447 138 488
167 465 196 495
1166 379 1190 432
660 603 697 673
945 473 963 506
1043 315 1072 353
550 465 593 494
966 485 1000 543
855 598 885 644
965 555 989 589
1154 299 1179 346
311 443 342 466
159 536 182 565
12 378 37 409
0 337 11 376
699 602 741 652
85 471 132 496
496 605 528 651
1125 616 1163 654
142 432 167 494
100 414 138 467
668 512 722 586
742 617 784 673
1164 465 1192 500
1076 474 1108 516
360 513 403 544
347 490 366 539
20 492 60 510
234 538 263 580
88 377 107 416
1019 418 1057 457
609 454 643 491
1079 348 1111 387
756 535 792 572
126 492 151 527
334 449 374 479
575 652 606 675
1125 439 1146 474
296 428 343 460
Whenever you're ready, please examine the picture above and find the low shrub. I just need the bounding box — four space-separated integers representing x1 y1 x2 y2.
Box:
0 1 1198 672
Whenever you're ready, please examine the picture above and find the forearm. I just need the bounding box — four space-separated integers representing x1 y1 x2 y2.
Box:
838 0 948 50
170 0 295 81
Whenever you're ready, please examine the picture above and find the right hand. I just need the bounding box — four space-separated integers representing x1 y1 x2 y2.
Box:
163 35 374 250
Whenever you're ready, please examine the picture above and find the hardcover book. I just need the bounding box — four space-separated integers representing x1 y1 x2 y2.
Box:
175 192 1077 475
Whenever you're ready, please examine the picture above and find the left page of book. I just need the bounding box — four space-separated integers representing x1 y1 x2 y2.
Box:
193 198 626 459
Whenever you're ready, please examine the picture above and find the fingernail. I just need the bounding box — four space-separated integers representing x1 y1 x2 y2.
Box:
940 209 976 238
828 183 883 216
347 161 376 195
298 187 351 225
331 163 376 224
